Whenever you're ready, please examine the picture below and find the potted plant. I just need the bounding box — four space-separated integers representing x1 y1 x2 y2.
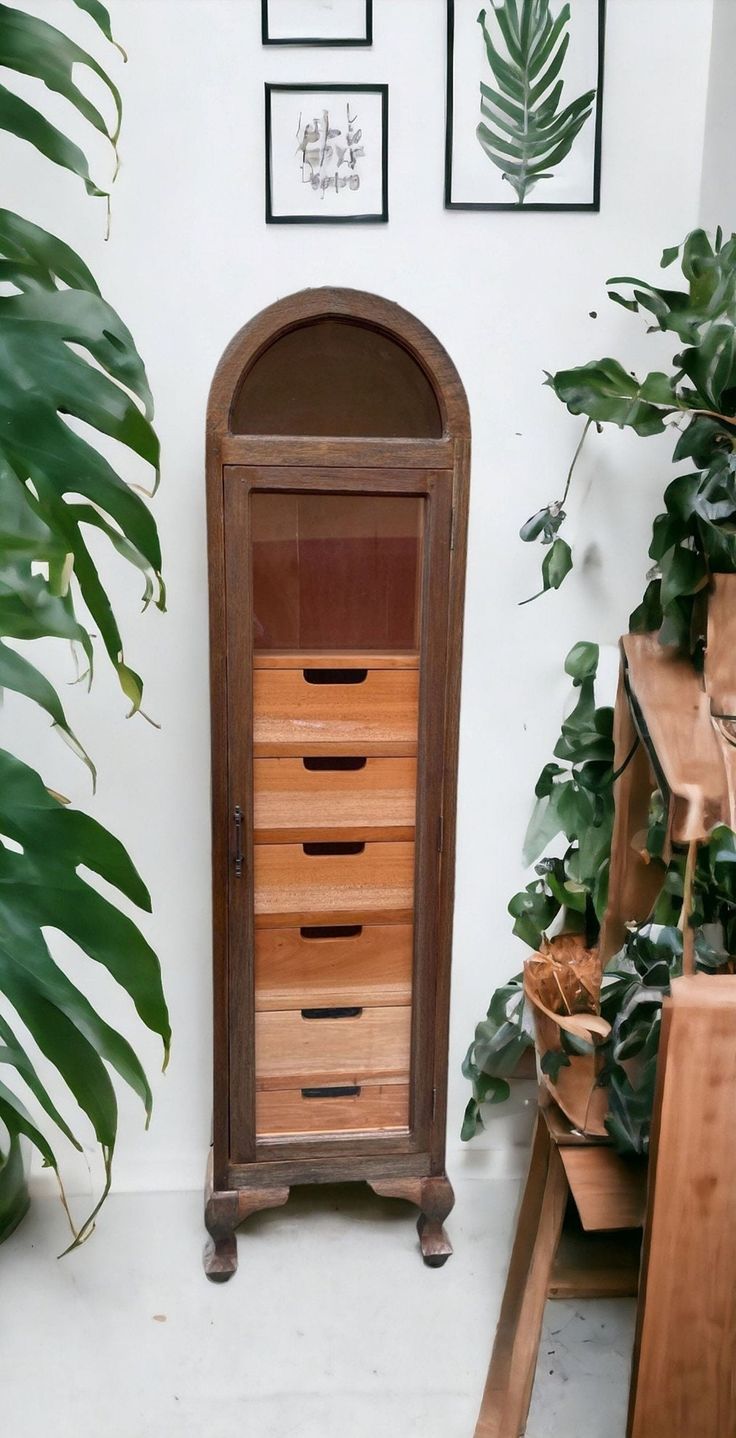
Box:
464 227 736 1154
0 1 169 1247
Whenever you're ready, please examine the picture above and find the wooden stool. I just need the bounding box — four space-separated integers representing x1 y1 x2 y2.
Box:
474 1100 646 1438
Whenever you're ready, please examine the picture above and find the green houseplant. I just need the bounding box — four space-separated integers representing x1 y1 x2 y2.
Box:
0 0 169 1247
464 228 736 1153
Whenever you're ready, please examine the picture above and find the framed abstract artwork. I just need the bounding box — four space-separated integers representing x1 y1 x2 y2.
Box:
265 83 389 224
445 0 606 211
262 0 373 46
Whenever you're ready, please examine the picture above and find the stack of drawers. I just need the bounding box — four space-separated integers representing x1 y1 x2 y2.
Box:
252 651 420 1140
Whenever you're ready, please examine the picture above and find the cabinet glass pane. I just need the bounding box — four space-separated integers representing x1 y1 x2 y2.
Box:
251 493 424 653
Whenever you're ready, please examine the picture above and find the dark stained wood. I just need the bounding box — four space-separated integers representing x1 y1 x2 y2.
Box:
205 288 470 1273
369 1174 455 1266
230 317 444 439
203 1148 289 1282
208 289 471 441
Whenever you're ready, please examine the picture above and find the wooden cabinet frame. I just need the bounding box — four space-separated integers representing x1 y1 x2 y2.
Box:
203 289 470 1280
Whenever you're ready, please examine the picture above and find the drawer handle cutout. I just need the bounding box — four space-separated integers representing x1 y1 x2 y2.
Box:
300 925 363 940
303 668 367 685
301 1085 361 1099
301 1007 363 1020
302 756 367 772
303 841 365 857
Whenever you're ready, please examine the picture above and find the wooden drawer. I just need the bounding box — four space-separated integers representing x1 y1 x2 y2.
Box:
253 667 419 756
254 841 415 927
253 756 417 842
256 1082 410 1138
256 1005 412 1089
255 923 413 1010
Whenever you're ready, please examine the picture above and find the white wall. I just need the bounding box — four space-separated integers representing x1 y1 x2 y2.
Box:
700 0 736 230
2 0 717 1203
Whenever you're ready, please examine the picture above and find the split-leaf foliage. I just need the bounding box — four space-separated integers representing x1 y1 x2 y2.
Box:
464 228 736 1153
476 0 597 206
0 1 168 1246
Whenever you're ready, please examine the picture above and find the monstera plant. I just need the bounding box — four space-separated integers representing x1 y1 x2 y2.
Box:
0 0 169 1247
464 229 736 1152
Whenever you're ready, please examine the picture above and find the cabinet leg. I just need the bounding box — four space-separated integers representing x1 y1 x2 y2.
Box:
203 1150 289 1282
370 1174 455 1267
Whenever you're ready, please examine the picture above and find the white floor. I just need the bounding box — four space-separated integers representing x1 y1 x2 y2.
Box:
2 1179 635 1438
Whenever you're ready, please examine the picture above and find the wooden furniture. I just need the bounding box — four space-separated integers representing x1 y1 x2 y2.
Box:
629 976 736 1438
203 289 470 1279
474 1099 646 1438
476 581 736 1433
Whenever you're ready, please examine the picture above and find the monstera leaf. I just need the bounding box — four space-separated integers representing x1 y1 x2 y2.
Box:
0 1 121 196
476 0 597 205
0 1 168 1245
0 748 170 1246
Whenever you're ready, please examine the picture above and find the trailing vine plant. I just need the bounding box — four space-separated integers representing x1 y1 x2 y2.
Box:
463 228 736 1152
0 1 169 1247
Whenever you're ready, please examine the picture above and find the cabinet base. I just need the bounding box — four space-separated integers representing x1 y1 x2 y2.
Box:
203 1150 290 1282
203 1150 454 1278
370 1175 455 1267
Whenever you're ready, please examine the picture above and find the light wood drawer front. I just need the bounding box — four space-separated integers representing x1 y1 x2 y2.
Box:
256 1006 412 1090
253 668 419 756
253 757 417 842
256 1083 410 1138
254 841 415 927
255 924 413 1011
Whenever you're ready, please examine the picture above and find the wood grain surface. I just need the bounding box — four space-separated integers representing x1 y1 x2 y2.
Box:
253 666 419 755
629 976 736 1438
255 1005 412 1089
255 923 413 1011
253 756 417 843
256 1082 410 1138
254 840 415 926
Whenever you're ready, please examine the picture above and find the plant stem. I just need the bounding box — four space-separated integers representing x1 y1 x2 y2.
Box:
562 418 594 507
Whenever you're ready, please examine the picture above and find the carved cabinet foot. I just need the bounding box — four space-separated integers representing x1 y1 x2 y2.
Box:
203 1231 238 1283
203 1150 289 1282
370 1174 455 1266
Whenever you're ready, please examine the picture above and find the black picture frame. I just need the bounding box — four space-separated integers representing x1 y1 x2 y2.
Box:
445 0 606 213
265 83 389 225
262 0 373 47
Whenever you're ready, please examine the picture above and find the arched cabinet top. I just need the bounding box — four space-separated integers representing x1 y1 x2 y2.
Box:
206 288 470 444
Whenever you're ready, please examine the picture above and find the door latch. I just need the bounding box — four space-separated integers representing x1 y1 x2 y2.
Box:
234 805 243 877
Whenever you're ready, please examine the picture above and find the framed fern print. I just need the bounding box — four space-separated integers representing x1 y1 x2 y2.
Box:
445 0 606 211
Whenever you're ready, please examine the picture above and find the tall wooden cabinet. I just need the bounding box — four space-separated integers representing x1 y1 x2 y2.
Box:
203 289 470 1280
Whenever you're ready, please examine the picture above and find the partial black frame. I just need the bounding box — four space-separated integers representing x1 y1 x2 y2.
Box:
265 83 389 225
444 0 606 213
262 0 373 46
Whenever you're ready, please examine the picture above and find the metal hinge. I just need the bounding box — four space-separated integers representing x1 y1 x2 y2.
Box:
234 805 243 877
432 1087 437 1121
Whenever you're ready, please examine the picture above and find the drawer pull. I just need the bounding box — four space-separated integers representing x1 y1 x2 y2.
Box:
302 841 365 857
301 1085 361 1099
302 756 367 772
300 1006 363 1020
299 924 363 940
303 668 367 686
